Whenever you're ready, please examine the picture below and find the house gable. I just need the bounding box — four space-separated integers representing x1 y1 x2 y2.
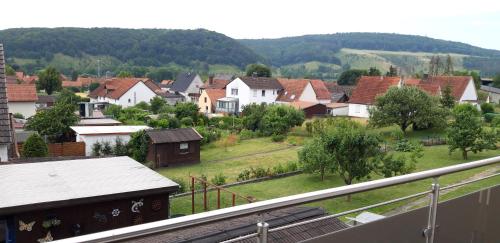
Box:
299 82 318 102
459 78 478 102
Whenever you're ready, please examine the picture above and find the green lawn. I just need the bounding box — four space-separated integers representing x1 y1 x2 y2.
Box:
158 137 300 183
171 145 500 216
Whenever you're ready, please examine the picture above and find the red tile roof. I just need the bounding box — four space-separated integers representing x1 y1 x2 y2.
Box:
161 80 174 85
202 79 230 89
310 80 331 100
89 78 156 100
6 84 38 102
143 79 161 93
277 79 309 102
62 81 83 87
405 82 441 96
424 76 472 101
205 89 226 102
349 76 401 105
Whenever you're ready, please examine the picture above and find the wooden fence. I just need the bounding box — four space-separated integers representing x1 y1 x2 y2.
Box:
18 142 86 157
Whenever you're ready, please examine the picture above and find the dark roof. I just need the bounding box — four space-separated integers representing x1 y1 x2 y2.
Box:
147 128 203 143
481 85 500 94
171 72 199 92
126 207 349 243
0 156 179 215
37 95 56 104
238 76 283 90
0 44 12 144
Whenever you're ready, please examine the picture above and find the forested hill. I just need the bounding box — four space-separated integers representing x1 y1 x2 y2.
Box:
240 33 500 66
0 28 263 68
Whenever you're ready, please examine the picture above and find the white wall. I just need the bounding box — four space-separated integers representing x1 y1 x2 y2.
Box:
8 102 36 118
185 75 204 96
76 134 133 156
348 103 370 118
459 79 478 103
226 78 250 112
299 83 318 102
329 106 349 116
118 82 158 107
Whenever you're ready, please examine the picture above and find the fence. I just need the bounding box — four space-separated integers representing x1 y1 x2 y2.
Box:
18 142 85 157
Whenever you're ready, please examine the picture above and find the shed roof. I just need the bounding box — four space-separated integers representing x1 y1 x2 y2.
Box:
238 77 283 90
481 85 500 94
70 125 150 135
146 128 202 144
77 118 122 126
0 156 179 215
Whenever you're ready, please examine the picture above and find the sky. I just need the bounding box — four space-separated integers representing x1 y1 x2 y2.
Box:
2 0 500 50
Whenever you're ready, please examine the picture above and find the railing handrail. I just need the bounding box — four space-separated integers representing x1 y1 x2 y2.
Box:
54 155 500 243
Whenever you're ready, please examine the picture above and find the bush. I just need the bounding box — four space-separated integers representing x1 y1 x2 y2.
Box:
484 113 500 123
196 126 222 145
180 117 194 127
237 169 251 181
305 121 313 134
250 166 269 178
239 129 255 140
22 133 48 158
271 134 286 142
171 177 187 193
128 130 150 163
271 164 286 175
211 173 227 186
113 137 128 156
481 103 495 114
92 142 102 156
285 161 299 172
492 116 500 127
101 141 113 155
13 113 24 119
394 139 421 152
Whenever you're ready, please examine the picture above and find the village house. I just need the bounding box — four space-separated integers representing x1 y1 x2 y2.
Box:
481 85 500 104
276 78 331 104
6 84 38 118
146 128 203 168
168 72 204 103
0 157 179 242
71 125 150 156
198 89 226 114
218 76 283 113
36 95 56 109
62 80 83 89
323 82 353 103
0 44 12 162
88 78 160 107
348 75 478 118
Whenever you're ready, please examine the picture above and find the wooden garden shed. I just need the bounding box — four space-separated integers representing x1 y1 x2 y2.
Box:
146 128 203 168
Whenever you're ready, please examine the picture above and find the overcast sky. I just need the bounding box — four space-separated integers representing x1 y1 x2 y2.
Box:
2 0 500 50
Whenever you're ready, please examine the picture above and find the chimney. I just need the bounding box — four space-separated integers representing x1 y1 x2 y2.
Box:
208 75 214 85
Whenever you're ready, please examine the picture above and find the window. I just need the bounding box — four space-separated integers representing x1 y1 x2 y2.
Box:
128 98 131 103
231 88 238 95
355 104 361 113
253 90 257 97
273 90 275 95
180 143 189 153
205 106 208 111
204 97 207 103
261 90 266 97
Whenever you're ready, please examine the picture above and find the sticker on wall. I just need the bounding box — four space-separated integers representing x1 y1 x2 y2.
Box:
151 199 162 212
132 215 143 225
131 199 144 213
93 212 108 224
111 208 121 217
19 220 36 232
42 218 61 229
37 231 53 243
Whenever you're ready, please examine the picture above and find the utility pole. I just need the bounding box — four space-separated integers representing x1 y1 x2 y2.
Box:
97 59 101 78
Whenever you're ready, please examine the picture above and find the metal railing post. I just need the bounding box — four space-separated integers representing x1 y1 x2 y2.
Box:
257 221 269 243
425 177 440 243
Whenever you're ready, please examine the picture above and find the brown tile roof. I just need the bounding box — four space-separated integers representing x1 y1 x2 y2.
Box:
160 80 173 85
6 84 38 102
146 128 202 144
89 78 156 100
205 89 226 102
406 83 441 96
310 79 331 100
349 76 401 105
277 78 309 102
0 44 12 144
424 76 472 100
202 79 230 89
239 76 283 90
143 79 161 92
62 81 83 87
76 76 106 86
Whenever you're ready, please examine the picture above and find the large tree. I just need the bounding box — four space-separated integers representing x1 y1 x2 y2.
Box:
369 86 447 133
337 69 367 85
245 63 271 77
440 85 455 109
37 67 62 95
447 104 497 159
26 102 79 142
260 105 305 135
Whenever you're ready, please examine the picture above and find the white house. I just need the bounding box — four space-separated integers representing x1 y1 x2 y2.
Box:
348 76 402 118
219 77 283 113
481 85 500 104
169 73 204 103
71 125 151 156
89 78 160 107
6 84 38 118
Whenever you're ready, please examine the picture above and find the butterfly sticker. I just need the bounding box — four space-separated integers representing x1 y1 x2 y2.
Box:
19 220 36 232
37 231 53 243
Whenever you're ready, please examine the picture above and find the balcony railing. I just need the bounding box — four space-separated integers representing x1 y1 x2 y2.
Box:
54 156 500 243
